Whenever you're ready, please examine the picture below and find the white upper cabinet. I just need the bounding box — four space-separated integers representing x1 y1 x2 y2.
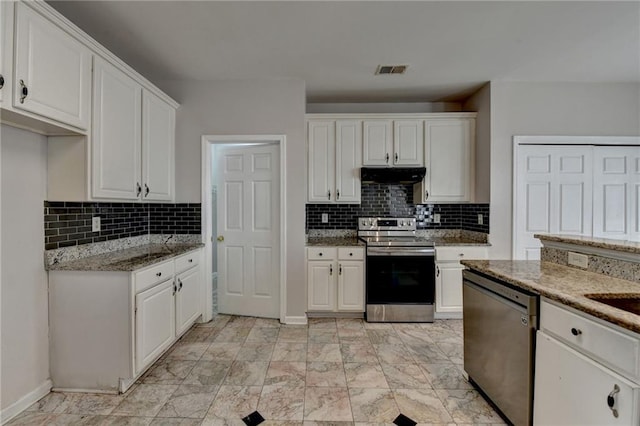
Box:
363 119 423 167
0 1 8 104
363 120 392 166
393 120 423 166
307 120 361 203
142 89 175 201
13 2 91 130
415 118 474 203
92 56 142 200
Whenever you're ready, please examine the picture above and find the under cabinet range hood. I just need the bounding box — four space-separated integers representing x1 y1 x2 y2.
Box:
361 167 426 184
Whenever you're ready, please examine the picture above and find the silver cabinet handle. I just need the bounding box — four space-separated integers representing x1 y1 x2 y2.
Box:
607 384 620 418
385 153 389 163
19 79 28 103
329 264 333 275
571 328 582 336
178 278 183 291
395 153 398 163
339 264 342 275
156 272 162 277
0 74 4 89
336 189 340 200
136 182 142 197
144 184 150 197
425 190 429 200
173 283 177 296
327 190 331 200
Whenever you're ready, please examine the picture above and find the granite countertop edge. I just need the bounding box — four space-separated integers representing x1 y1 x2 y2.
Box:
48 243 205 272
462 259 640 334
305 237 490 247
535 233 640 254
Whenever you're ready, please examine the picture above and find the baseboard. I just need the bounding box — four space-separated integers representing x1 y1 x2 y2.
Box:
283 315 308 325
434 312 463 320
1 379 52 425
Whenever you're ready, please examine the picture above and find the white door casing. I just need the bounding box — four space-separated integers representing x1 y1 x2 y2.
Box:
216 144 280 318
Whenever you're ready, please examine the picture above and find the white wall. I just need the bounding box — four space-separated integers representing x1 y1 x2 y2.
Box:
1 125 50 412
489 81 640 259
462 83 491 203
158 78 307 319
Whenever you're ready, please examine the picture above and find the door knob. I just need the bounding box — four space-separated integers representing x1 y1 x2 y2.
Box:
217 236 224 242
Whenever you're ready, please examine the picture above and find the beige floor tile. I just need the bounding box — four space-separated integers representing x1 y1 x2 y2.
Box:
366 330 403 345
304 387 353 421
101 416 154 425
26 392 69 413
374 344 415 364
343 363 388 388
60 392 125 416
405 343 449 364
156 384 218 418
272 343 307 361
306 362 347 387
335 318 365 330
112 384 178 417
307 343 342 362
340 343 377 364
348 388 399 422
392 388 453 423
142 360 197 384
149 418 203 425
308 329 339 344
213 327 251 343
435 389 506 424
183 360 232 386
235 342 275 361
258 385 305 420
419 363 472 390
226 316 257 328
435 342 464 364
380 363 431 389
246 327 279 343
253 318 282 328
278 328 309 343
308 318 337 330
181 327 215 343
205 385 261 419
166 341 210 361
223 361 269 386
265 361 306 387
201 342 243 361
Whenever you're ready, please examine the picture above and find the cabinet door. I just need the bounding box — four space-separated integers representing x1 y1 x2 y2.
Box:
363 120 392 166
308 121 335 202
393 120 423 166
135 279 176 374
175 266 201 337
593 146 640 241
435 262 464 316
335 121 362 203
92 56 142 200
13 3 91 130
534 332 640 426
424 119 473 202
142 89 175 201
337 261 364 311
0 1 7 105
307 261 335 311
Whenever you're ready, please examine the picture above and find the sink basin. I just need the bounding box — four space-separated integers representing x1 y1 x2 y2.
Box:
584 294 640 315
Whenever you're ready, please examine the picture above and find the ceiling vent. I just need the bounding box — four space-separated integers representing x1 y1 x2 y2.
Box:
375 65 408 75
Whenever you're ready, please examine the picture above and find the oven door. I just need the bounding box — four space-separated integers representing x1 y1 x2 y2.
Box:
366 246 435 305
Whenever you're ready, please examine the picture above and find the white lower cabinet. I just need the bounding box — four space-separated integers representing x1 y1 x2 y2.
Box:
435 246 488 318
135 279 176 374
49 248 203 393
534 299 640 425
307 246 364 313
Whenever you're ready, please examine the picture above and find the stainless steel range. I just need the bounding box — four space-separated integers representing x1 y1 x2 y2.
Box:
358 217 435 322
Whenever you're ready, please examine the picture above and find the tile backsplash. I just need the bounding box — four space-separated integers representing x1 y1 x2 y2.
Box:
44 201 201 250
306 183 489 233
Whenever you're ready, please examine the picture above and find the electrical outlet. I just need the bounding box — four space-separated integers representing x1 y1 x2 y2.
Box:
478 214 484 225
321 213 328 223
92 216 101 232
433 213 441 224
568 251 588 269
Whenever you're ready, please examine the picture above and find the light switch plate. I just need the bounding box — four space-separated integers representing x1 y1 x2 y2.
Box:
568 251 588 269
92 216 101 232
321 213 328 223
433 214 441 224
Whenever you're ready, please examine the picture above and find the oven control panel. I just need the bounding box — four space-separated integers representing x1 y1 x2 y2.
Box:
358 217 416 231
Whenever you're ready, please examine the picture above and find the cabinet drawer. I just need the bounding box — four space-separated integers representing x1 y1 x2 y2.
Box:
541 300 640 379
338 247 364 260
436 246 488 262
307 247 337 260
175 250 200 273
135 260 175 293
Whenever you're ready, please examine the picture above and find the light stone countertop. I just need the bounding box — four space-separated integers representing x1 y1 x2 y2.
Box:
461 260 640 333
47 243 204 272
430 237 491 247
306 237 365 247
535 233 640 255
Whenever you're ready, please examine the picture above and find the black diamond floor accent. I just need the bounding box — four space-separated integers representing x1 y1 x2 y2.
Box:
393 413 417 426
242 410 265 426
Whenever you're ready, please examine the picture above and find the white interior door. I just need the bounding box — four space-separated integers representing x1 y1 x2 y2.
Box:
216 144 280 318
514 145 593 260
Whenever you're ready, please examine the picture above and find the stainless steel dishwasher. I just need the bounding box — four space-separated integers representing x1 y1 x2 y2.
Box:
462 270 539 426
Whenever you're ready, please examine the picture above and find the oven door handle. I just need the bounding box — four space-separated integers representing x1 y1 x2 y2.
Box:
367 247 435 256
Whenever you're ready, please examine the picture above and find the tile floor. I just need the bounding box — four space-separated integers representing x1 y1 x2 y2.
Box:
9 315 506 425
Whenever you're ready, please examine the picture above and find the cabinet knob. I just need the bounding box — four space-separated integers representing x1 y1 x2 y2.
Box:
178 278 183 291
436 265 440 277
336 189 340 200
385 153 389 163
570 327 582 336
0 74 4 89
318 252 323 256
156 272 162 277
349 253 353 256
19 80 28 103
395 153 398 163
339 264 342 275
425 190 429 200
136 182 142 197
329 264 333 275
327 190 331 200
144 183 150 197
188 259 193 263
607 384 620 418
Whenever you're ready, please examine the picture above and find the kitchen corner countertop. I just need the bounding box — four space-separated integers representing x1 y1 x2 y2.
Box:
47 243 205 272
462 260 640 333
535 233 640 255
306 237 365 247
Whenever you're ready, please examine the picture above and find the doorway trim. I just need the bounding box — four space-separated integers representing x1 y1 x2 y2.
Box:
201 134 287 323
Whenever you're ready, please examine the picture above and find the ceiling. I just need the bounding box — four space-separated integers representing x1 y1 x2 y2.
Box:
48 1 640 103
